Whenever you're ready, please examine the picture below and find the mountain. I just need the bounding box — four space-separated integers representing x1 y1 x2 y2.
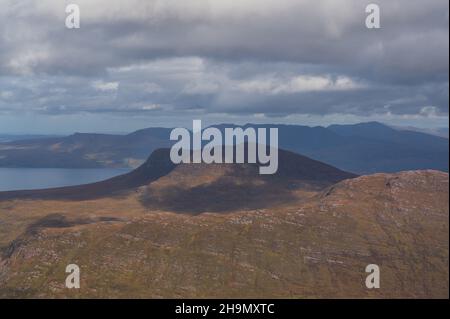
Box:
390 125 449 139
139 147 356 213
321 122 449 173
0 128 172 168
213 122 449 173
0 122 448 174
0 147 356 208
328 122 448 152
0 161 447 298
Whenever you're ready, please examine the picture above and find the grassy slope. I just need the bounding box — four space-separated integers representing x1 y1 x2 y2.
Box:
0 171 448 298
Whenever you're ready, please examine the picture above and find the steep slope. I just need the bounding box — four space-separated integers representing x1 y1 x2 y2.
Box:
0 170 447 298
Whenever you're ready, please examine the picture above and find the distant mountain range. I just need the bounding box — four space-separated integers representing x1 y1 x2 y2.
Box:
0 122 448 174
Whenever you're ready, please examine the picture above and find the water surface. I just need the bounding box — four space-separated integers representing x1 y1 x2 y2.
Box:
0 168 131 192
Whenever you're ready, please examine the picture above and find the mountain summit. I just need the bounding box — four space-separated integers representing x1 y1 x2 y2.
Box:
0 147 356 208
140 147 356 213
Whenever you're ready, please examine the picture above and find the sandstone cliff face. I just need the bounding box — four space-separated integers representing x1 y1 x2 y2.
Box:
0 170 447 298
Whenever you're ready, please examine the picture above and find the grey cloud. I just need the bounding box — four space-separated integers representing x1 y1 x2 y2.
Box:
0 0 448 122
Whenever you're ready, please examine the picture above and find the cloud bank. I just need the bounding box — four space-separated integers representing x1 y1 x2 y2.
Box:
0 0 448 130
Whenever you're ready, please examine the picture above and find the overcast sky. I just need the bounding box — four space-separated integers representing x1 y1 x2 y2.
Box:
0 0 448 133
